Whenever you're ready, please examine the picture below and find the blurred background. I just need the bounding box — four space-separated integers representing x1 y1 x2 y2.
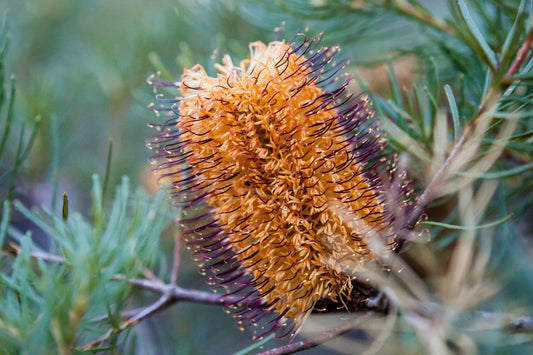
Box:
2 1 425 353
1 0 432 209
1 0 531 354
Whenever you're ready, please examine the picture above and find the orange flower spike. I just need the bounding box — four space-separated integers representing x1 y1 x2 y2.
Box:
148 33 413 340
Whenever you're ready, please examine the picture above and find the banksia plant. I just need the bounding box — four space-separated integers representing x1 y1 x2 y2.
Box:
147 32 414 339
4 0 533 353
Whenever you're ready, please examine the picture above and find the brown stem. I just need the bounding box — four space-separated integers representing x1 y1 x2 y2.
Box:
259 308 533 355
81 294 173 350
505 23 533 78
29 250 66 263
84 274 533 353
258 317 360 355
404 87 500 230
81 278 262 350
123 277 260 307
5 242 67 264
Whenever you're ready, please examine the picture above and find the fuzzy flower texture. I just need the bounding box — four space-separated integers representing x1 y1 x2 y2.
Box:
148 33 413 340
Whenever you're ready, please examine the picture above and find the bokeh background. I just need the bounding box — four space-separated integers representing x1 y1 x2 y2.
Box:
3 1 530 354
2 0 434 205
4 1 422 352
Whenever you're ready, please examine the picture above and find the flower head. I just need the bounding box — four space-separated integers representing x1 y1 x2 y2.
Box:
148 33 413 339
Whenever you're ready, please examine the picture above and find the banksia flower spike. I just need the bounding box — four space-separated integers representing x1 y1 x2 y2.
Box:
147 32 414 340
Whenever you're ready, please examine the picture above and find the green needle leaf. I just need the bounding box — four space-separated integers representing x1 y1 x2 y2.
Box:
444 84 461 141
456 161 533 179
233 334 275 355
458 0 498 69
421 213 513 230
102 138 113 202
0 75 15 158
0 200 10 250
148 52 174 82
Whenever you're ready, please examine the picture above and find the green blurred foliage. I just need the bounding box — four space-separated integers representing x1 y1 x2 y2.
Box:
0 0 438 203
2 1 267 203
0 0 532 354
0 1 301 352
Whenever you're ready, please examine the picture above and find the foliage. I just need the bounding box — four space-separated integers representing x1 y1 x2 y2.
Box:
0 0 532 354
1 174 169 353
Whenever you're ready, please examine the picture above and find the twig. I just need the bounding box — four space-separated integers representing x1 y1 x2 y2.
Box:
88 285 242 325
258 317 361 355
82 277 259 350
112 275 169 293
405 87 500 230
5 243 67 264
121 276 254 306
85 273 533 352
405 133 468 228
30 250 66 263
505 22 533 78
396 7 531 232
258 305 533 355
81 294 173 350
91 307 145 323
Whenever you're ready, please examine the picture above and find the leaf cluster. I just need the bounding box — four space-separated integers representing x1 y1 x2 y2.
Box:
0 0 532 354
1 175 170 353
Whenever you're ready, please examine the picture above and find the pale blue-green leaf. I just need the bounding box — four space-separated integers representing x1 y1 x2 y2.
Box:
386 63 403 109
456 161 533 179
0 200 9 252
500 0 527 70
12 200 56 240
422 213 513 230
91 174 105 230
458 0 498 68
444 84 461 141
148 52 174 82
234 334 275 355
